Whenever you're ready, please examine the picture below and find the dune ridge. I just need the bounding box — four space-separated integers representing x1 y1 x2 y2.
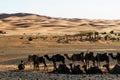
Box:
0 13 120 35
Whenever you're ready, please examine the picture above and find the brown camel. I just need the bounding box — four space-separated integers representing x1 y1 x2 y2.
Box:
64 52 84 64
44 54 65 70
28 55 47 71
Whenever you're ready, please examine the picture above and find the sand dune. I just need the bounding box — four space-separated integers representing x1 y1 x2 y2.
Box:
0 13 120 35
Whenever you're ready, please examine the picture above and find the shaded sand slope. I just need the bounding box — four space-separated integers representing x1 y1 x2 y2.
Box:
0 13 120 35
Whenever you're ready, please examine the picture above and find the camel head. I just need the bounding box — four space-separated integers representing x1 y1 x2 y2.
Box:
117 52 120 56
104 52 107 55
44 54 48 57
108 53 113 56
108 53 114 57
80 52 84 55
44 54 53 61
64 53 68 56
28 55 33 62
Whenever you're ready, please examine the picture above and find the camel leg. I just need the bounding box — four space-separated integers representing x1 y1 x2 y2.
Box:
53 62 57 70
87 60 89 68
35 63 39 71
44 66 48 72
98 62 100 67
37 65 40 71
106 58 109 65
44 65 48 72
84 59 87 65
30 62 33 70
34 62 39 71
97 61 99 67
93 60 95 66
43 60 48 72
85 60 89 68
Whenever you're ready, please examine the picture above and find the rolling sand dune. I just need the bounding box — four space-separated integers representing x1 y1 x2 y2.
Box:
0 13 120 35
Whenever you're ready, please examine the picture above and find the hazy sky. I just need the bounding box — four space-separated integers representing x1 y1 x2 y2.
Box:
0 0 120 19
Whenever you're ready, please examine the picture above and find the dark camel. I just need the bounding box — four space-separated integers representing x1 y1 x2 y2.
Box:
82 64 103 74
28 55 47 70
84 51 95 67
103 64 120 74
69 63 83 74
49 64 70 74
109 52 120 60
44 54 65 70
64 52 84 64
95 53 109 66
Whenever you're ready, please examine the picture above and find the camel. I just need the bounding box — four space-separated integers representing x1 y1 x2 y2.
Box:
109 52 120 60
27 55 47 71
49 64 70 74
69 63 83 74
18 60 25 70
95 53 109 66
82 64 103 74
84 51 95 67
103 64 120 74
64 52 84 64
44 54 65 70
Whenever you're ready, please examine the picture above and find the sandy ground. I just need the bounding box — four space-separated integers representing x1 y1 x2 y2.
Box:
0 36 119 80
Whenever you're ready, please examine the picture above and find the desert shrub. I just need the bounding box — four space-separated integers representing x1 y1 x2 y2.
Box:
28 36 33 41
20 37 23 39
0 30 6 34
110 30 114 34
118 33 120 36
56 39 61 43
101 32 107 35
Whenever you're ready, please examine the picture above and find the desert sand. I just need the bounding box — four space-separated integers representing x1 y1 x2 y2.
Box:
0 13 120 79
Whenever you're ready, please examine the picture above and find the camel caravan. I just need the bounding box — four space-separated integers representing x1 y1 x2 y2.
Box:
18 51 120 74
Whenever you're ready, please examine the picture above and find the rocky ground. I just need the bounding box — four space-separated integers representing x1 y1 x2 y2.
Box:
0 71 120 80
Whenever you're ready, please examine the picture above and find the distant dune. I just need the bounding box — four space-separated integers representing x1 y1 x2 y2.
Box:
0 13 120 35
